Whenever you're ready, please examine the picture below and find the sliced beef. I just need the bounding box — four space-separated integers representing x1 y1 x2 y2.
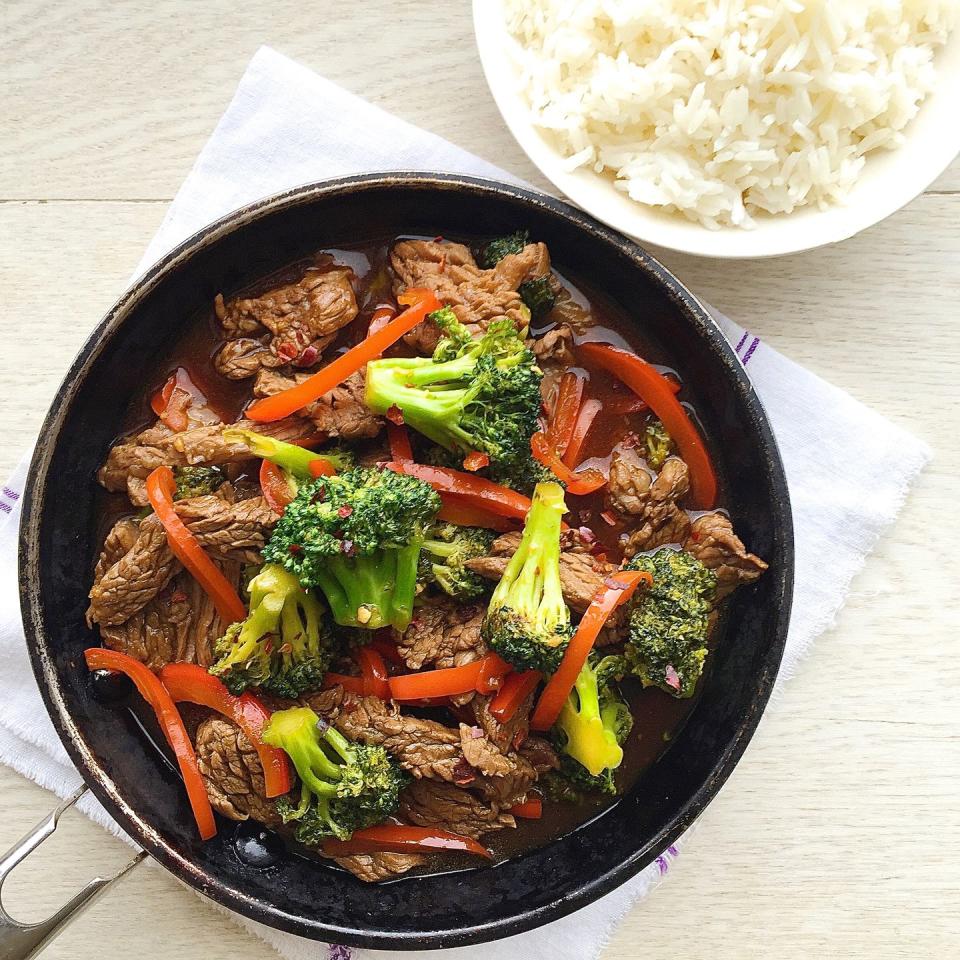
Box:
399 780 515 838
214 267 358 377
472 762 537 809
253 369 381 441
99 564 238 669
390 239 548 354
608 451 692 556
684 512 768 598
396 599 487 670
532 323 576 369
99 416 315 502
87 496 275 627
333 851 426 883
459 723 526 778
469 692 533 754
518 735 560 775
328 695 471 785
195 717 280 826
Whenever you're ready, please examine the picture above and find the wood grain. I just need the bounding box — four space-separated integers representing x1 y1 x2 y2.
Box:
0 2 957 958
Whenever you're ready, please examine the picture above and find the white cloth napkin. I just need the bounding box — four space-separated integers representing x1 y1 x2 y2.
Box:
0 46 931 960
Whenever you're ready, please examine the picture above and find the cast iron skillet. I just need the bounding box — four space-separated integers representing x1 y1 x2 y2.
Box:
18 174 793 949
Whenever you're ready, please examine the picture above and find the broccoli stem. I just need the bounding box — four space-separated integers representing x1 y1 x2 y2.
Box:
222 429 320 479
490 481 566 633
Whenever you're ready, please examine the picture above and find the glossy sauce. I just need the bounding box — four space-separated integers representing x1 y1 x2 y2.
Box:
98 235 721 872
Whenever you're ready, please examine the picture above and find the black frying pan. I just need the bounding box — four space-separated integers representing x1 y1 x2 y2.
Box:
15 175 793 951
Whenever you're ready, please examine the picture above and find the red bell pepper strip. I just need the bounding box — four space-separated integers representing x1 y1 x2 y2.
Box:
357 647 391 700
323 672 366 695
475 652 513 695
489 669 542 722
323 824 492 860
437 494 516 533
578 343 716 509
509 798 542 819
246 289 441 422
386 462 533 522
530 432 606 496
145 466 247 626
531 570 650 732
386 422 414 463
389 653 504 702
462 451 491 472
370 635 405 666
562 397 602 468
259 460 297 515
158 662 292 798
548 372 585 456
84 649 217 840
308 458 337 478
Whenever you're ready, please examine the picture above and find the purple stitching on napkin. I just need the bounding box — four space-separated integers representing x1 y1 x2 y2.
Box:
742 337 761 366
735 331 749 353
2 487 18 501
328 946 352 959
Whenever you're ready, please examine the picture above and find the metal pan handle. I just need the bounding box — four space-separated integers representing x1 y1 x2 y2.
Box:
0 786 146 960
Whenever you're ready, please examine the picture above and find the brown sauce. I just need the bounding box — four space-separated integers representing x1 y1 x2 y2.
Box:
98 235 722 872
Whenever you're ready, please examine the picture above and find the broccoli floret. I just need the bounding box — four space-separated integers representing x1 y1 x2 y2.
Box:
365 313 542 478
209 563 334 697
418 522 496 599
481 481 571 672
264 706 407 844
262 466 440 631
478 230 529 269
623 548 717 698
222 428 353 479
552 654 633 794
643 419 673 470
518 277 556 322
173 465 224 500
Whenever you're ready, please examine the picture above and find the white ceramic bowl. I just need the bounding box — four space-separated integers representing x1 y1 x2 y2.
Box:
473 0 960 258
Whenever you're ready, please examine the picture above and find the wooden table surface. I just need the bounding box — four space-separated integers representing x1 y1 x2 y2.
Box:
1 3 958 957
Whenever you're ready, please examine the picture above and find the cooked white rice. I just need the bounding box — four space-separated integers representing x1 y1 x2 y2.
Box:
504 0 958 229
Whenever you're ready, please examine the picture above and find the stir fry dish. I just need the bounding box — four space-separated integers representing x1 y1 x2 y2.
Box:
85 232 768 882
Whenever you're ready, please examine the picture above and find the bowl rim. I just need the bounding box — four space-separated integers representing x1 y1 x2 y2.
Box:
18 172 794 947
473 0 960 259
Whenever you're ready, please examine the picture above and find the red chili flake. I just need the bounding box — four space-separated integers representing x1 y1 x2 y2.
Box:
664 664 681 692
170 590 188 603
288 543 303 555
433 235 445 243
276 341 299 361
386 405 405 425
263 638 274 655
453 758 476 786
600 510 618 526
512 729 528 751
337 505 353 518
620 431 640 449
463 451 490 472
689 530 701 542
279 642 293 655
294 344 319 367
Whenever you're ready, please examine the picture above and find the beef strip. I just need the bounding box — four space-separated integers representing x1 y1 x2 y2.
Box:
607 450 692 557
532 323 576 369
395 598 487 670
398 780 516 838
324 694 471 785
99 564 238 669
459 723 528 778
518 735 560 775
390 239 549 354
214 267 358 377
195 717 281 826
333 851 426 883
87 496 275 627
469 692 533 754
253 369 381 441
99 416 315 503
683 512 768 598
